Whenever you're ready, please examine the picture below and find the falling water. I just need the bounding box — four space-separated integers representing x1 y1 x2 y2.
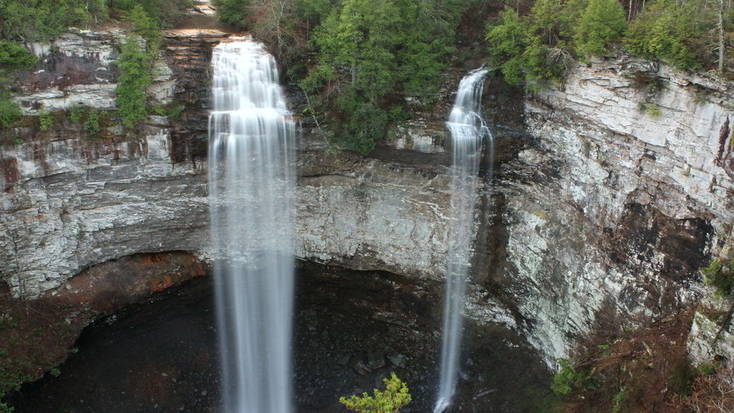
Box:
208 38 296 413
435 67 492 413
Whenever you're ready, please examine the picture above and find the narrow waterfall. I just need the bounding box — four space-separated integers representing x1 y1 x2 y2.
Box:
208 38 296 413
435 68 492 413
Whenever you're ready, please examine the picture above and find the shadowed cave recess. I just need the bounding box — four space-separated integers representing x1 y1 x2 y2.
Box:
11 263 552 413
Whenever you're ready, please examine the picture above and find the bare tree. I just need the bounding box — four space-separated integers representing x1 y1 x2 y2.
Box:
718 0 726 72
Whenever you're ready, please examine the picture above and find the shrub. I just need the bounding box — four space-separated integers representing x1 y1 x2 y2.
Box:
574 0 626 58
0 40 37 74
646 104 662 119
68 104 86 124
151 103 185 120
0 93 21 129
551 359 579 396
611 387 626 412
339 372 412 413
551 359 599 398
84 110 101 135
701 259 734 297
38 109 54 131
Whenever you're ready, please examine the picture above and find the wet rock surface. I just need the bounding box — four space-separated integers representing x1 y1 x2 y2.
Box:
11 263 552 413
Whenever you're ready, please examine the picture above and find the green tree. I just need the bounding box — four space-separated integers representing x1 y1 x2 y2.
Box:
0 0 107 41
303 0 459 153
339 372 412 413
214 0 250 29
486 7 566 89
574 0 627 57
528 0 564 45
486 8 531 85
624 0 709 70
0 40 38 74
125 4 162 52
115 36 152 129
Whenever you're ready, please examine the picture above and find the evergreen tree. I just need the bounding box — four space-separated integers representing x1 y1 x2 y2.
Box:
214 0 250 29
486 7 566 89
624 0 710 70
486 8 532 86
115 36 152 129
574 0 626 57
302 0 461 154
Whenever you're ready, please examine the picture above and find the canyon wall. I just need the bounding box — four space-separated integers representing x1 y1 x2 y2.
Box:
2 28 733 366
493 58 734 363
0 28 457 299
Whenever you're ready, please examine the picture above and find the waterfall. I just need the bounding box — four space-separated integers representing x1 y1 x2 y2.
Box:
208 38 296 413
435 68 492 413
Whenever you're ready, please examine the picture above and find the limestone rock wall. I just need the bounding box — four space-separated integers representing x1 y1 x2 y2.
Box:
492 57 734 364
3 28 734 370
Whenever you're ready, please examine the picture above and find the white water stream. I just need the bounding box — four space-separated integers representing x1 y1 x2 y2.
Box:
435 67 492 413
208 38 296 413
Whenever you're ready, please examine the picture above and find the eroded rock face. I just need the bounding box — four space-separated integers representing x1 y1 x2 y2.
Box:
0 252 208 384
2 30 733 370
492 57 734 364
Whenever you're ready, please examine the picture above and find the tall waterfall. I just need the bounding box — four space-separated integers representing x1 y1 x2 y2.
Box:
435 68 492 413
208 38 296 413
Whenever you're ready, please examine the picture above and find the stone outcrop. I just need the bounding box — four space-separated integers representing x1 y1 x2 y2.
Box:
490 57 734 365
0 29 461 300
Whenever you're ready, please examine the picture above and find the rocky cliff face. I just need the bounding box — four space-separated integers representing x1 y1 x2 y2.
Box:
2 28 732 369
491 57 734 364
0 28 460 303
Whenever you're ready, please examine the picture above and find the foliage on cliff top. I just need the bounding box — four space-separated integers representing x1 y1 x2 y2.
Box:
109 0 193 27
0 0 109 42
213 0 480 155
0 0 192 43
486 0 732 90
339 372 412 413
574 0 626 58
299 0 471 154
213 0 250 29
625 0 713 71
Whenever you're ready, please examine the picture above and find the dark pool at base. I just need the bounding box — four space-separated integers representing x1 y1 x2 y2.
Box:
12 263 553 413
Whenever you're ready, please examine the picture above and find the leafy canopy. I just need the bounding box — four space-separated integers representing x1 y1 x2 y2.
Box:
486 6 568 90
625 0 711 70
302 0 464 154
213 0 250 29
574 0 627 58
0 0 107 41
